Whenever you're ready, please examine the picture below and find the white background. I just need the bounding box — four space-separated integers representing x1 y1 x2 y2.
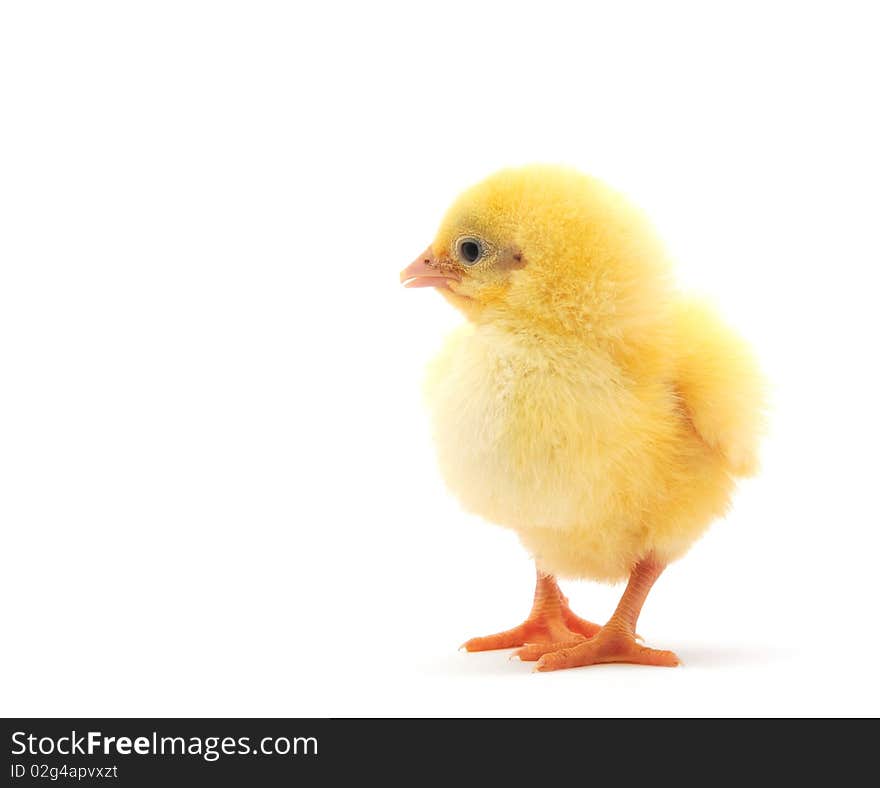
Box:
1 1 878 717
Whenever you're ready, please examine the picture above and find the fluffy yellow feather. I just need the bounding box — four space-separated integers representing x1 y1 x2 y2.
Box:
417 165 765 582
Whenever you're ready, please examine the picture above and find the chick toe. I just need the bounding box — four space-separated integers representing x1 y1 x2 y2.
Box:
463 569 599 653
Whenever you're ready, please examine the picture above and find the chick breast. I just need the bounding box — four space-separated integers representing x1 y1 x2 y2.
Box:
425 322 735 583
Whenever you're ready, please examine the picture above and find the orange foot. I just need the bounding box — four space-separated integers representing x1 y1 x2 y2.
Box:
517 627 680 670
463 572 601 652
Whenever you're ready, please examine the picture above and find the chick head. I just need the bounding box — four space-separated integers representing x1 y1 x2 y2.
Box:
401 165 671 339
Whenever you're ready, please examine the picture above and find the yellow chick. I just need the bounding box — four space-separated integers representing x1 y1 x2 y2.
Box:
400 165 765 670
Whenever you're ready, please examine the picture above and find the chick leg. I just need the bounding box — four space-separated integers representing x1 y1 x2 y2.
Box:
463 567 601 652
517 558 680 669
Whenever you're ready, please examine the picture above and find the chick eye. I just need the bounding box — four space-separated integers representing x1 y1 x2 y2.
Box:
456 237 484 266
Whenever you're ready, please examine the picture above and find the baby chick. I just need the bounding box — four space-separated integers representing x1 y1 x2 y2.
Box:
400 165 765 670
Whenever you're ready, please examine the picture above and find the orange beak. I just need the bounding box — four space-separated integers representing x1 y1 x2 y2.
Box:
400 246 460 289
